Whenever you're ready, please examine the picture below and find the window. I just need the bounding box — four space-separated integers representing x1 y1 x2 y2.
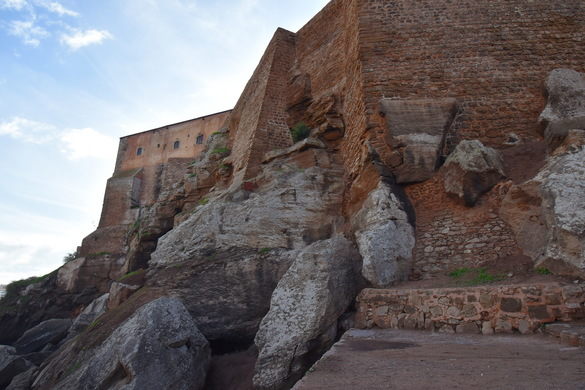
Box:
136 147 143 156
196 135 204 145
173 140 180 149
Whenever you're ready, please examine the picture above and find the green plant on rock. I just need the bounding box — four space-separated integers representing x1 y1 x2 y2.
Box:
211 147 230 155
290 122 311 143
449 268 471 278
63 251 78 263
536 267 552 275
198 198 209 206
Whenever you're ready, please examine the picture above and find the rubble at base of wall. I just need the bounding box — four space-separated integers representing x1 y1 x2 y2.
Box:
356 283 585 335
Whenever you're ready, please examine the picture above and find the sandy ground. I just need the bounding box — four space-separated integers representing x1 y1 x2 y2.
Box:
293 329 585 390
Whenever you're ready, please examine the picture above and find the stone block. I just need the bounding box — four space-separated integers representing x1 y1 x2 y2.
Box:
456 322 480 334
500 297 522 313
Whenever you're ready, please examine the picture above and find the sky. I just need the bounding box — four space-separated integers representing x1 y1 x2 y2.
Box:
0 0 330 285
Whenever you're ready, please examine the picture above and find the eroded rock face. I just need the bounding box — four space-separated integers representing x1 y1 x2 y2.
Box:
68 293 109 337
501 135 585 277
379 98 458 183
32 297 210 390
148 151 345 343
253 236 360 390
539 68 585 150
442 140 506 206
352 181 415 287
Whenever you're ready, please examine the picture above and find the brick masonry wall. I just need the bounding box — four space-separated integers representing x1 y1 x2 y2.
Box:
295 0 346 102
356 283 585 335
406 178 519 278
358 0 585 153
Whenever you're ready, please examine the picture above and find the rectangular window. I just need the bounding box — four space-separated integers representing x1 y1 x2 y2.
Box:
196 135 204 145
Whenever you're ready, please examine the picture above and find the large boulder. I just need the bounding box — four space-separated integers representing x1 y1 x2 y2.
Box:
14 319 72 355
32 297 210 390
442 140 506 206
352 181 415 287
379 98 458 183
539 68 585 151
501 134 585 277
148 152 345 343
253 236 360 390
0 346 34 390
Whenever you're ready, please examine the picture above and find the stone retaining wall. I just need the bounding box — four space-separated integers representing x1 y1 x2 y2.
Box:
356 283 585 335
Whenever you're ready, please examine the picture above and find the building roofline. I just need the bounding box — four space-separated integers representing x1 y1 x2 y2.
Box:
120 109 233 139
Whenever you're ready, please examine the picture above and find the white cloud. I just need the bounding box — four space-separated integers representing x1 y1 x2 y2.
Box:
8 20 49 46
60 29 113 50
0 116 56 143
59 127 118 160
36 0 78 16
0 0 27 10
0 117 117 160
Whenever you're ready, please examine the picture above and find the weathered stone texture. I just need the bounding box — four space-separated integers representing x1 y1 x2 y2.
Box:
502 135 585 277
442 140 506 206
356 283 585 334
539 68 585 150
352 181 414 287
148 150 346 343
379 98 457 183
32 297 210 390
253 236 360 390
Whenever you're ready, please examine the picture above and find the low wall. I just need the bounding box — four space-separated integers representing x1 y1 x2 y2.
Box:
356 283 585 335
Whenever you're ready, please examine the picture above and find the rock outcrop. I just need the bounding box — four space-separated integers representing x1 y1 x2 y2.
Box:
253 236 360 390
379 98 458 183
6 367 37 390
32 297 210 390
442 140 506 206
352 181 415 287
501 133 585 277
539 68 585 150
0 346 34 390
67 293 109 337
147 149 345 344
13 318 72 355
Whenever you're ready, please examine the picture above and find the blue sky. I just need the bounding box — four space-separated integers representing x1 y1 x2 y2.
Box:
0 0 329 285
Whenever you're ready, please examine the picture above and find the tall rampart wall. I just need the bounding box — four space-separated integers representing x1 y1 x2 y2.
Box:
228 28 296 183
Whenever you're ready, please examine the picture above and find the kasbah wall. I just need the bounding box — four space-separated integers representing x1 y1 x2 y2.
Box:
86 0 584 278
225 0 585 278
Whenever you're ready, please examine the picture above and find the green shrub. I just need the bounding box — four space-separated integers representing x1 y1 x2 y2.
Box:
258 248 271 254
63 251 78 263
536 267 552 275
211 147 230 155
4 273 52 301
449 268 471 278
198 198 209 206
290 122 311 143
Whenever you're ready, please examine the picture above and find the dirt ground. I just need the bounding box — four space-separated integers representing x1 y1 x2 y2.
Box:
400 253 580 290
293 329 585 390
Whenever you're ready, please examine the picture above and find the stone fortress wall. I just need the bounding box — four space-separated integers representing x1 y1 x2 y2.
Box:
89 0 585 278
98 110 231 228
223 0 585 278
